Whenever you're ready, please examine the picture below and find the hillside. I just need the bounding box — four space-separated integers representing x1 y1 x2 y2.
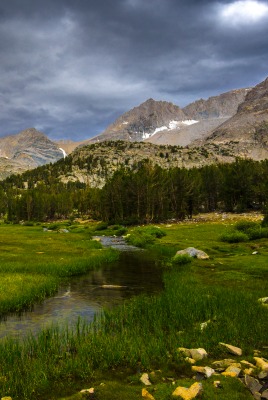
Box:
197 77 268 160
5 140 236 189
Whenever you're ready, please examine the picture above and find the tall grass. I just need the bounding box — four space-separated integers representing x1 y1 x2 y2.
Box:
0 263 267 399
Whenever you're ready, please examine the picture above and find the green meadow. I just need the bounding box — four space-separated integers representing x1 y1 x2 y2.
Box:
0 216 267 399
0 223 118 316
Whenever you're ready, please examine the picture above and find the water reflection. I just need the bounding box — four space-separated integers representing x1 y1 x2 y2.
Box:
0 249 162 339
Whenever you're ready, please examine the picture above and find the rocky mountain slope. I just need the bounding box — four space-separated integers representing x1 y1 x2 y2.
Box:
57 141 234 188
80 98 189 145
0 128 64 179
197 77 268 160
146 88 249 146
81 88 249 147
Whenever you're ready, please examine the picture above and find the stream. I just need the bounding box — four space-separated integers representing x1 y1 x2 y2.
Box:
0 237 163 339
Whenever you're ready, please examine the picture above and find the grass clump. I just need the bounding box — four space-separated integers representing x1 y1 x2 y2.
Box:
126 226 166 248
95 222 109 231
221 219 268 242
171 254 192 265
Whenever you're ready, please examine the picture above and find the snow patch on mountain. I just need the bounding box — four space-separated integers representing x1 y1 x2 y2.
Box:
182 120 199 126
142 119 199 140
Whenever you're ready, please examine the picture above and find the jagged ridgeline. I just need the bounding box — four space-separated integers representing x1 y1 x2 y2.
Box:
1 140 268 223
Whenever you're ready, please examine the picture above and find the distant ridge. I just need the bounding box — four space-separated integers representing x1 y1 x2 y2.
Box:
0 128 64 179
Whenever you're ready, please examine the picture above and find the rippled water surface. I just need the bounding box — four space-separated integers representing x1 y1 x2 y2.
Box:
0 241 163 339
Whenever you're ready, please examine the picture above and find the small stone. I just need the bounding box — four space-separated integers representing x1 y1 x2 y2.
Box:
219 342 242 356
261 389 268 399
258 371 268 380
192 366 215 378
241 360 255 368
223 365 241 377
252 251 258 255
200 320 210 331
80 388 94 398
172 382 203 399
254 350 262 356
244 368 255 376
185 357 196 364
189 348 208 361
221 371 238 378
244 374 262 394
140 373 151 386
212 359 236 368
1 397 12 400
213 380 222 388
142 388 155 400
254 357 268 372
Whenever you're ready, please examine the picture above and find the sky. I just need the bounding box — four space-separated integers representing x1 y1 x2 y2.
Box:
0 0 267 141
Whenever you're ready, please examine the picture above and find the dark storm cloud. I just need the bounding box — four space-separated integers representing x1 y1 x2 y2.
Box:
0 0 267 140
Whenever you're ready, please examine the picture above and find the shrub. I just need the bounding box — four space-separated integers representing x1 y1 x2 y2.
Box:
23 221 35 226
126 232 155 248
95 222 108 231
235 220 259 232
115 227 128 236
246 227 262 240
220 231 249 243
141 226 166 238
48 223 62 231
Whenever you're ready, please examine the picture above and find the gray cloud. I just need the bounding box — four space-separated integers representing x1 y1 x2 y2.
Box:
0 0 267 140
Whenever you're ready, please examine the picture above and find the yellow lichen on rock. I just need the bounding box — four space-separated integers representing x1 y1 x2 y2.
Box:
142 388 156 400
172 382 203 399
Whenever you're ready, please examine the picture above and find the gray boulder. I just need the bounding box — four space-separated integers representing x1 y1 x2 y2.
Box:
176 247 209 259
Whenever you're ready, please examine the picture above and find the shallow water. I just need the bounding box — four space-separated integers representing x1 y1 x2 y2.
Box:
0 243 162 339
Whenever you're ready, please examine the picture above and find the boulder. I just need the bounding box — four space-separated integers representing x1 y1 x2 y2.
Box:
189 348 208 361
192 366 215 378
219 342 242 356
175 247 209 260
222 366 241 377
172 382 203 399
212 359 237 369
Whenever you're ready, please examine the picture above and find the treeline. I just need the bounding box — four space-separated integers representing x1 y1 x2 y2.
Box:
0 158 268 223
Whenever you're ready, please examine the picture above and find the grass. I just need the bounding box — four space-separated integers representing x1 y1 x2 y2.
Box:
0 216 267 399
0 223 118 316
